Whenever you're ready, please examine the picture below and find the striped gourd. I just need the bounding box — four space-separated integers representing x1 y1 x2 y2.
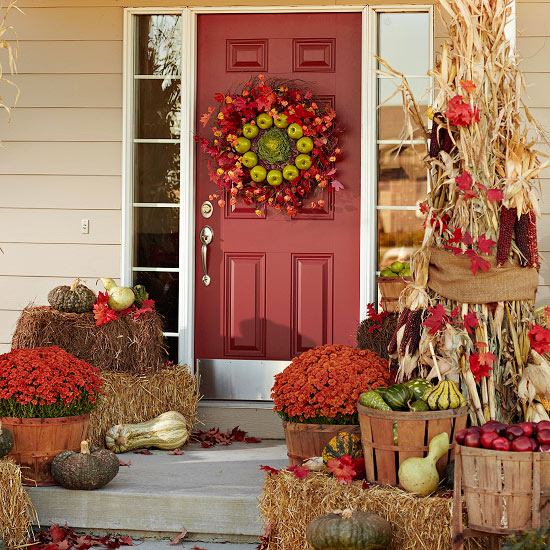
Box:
359 389 391 411
378 384 413 410
423 380 466 410
322 432 362 464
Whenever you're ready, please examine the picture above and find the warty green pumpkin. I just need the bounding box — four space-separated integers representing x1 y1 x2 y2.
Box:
48 278 96 313
322 432 362 464
0 420 14 458
378 383 413 410
105 411 188 453
404 378 433 400
306 509 392 550
51 441 119 490
359 390 391 411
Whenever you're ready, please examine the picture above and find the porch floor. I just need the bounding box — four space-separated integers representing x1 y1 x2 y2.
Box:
28 441 288 543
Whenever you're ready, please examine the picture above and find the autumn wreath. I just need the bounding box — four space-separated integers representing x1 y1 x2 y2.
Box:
198 75 342 217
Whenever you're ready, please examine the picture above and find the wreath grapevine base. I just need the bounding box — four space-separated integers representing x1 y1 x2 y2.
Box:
198 75 342 217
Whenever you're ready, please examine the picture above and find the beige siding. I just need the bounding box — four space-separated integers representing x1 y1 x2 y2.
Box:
0 5 122 349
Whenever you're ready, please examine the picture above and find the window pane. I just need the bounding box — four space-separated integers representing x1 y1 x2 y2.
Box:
378 144 427 206
378 77 430 140
134 207 179 268
137 15 181 75
378 210 424 270
135 143 180 203
378 12 430 75
133 271 179 333
164 336 179 364
136 79 181 139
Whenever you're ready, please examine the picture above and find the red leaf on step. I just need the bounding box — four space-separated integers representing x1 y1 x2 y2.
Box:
168 448 185 455
260 465 280 475
133 449 153 455
191 547 207 550
245 436 262 443
192 426 261 447
49 525 67 544
118 536 133 546
169 529 188 545
118 459 132 467
287 465 310 479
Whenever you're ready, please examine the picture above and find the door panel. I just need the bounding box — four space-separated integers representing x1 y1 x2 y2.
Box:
195 13 362 398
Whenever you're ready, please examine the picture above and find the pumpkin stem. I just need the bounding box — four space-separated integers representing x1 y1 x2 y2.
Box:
340 509 353 520
70 278 81 292
80 440 91 454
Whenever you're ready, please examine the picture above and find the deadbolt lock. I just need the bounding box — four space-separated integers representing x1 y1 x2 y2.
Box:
201 200 213 219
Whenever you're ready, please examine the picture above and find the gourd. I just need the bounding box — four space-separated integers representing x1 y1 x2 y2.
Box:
51 441 119 490
322 432 363 464
359 390 391 411
101 278 135 311
398 432 450 496
48 279 96 313
0 421 14 458
424 380 466 410
404 378 434 400
105 411 188 453
378 384 413 410
306 509 392 550
132 284 149 306
409 399 430 412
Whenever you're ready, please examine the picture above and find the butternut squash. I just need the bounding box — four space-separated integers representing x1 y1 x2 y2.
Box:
105 411 188 453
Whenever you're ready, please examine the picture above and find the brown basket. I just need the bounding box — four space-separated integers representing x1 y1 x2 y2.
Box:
2 414 90 486
282 421 360 466
378 276 412 312
357 403 468 486
454 445 550 535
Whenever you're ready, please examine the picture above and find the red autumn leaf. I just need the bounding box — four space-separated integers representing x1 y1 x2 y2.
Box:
362 480 372 490
168 448 184 455
96 290 109 306
423 304 449 335
213 92 225 102
260 465 280 475
465 250 491 275
118 459 132 467
331 179 344 191
287 465 310 479
463 312 479 334
448 227 463 244
419 201 430 214
529 324 550 354
469 351 495 383
170 529 188 546
93 302 118 327
445 245 464 256
245 436 262 443
462 231 474 246
460 80 477 94
133 449 153 455
477 234 497 255
199 106 214 127
446 95 480 127
487 188 504 202
456 171 477 200
118 536 133 546
326 455 357 484
133 299 155 320
49 525 67 544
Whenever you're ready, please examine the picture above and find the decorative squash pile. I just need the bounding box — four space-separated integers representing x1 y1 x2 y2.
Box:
359 379 465 412
322 432 362 465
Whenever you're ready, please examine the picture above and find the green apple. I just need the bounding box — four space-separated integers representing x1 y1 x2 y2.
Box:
241 151 258 168
234 137 251 153
274 113 289 128
390 261 405 274
287 123 303 140
380 268 397 278
256 113 273 130
283 164 299 181
250 165 267 183
295 154 312 170
296 136 314 153
242 123 259 139
267 169 283 186
402 268 412 277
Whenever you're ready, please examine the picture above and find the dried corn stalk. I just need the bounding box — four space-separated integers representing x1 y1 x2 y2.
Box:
384 0 549 423
0 1 20 133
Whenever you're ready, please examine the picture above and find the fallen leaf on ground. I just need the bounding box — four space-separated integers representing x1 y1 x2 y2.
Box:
168 448 184 455
169 529 187 545
118 459 132 467
191 426 262 447
133 449 153 455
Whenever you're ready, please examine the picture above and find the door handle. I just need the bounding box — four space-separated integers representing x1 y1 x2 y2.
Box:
200 226 214 286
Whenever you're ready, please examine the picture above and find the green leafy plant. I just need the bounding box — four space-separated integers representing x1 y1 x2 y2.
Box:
503 527 550 550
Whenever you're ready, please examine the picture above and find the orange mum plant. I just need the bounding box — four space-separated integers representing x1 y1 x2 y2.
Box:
272 344 394 424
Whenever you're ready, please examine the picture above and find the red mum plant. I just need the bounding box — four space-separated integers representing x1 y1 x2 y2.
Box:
0 346 103 418
271 344 393 424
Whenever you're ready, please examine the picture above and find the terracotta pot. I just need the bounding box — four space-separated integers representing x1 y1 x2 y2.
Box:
1 414 90 486
282 421 360 466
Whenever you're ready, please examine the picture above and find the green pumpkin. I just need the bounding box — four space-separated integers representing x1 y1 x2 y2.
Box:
409 399 430 412
51 441 119 490
404 379 434 400
359 390 391 411
378 384 413 410
0 539 5 550
322 432 363 464
306 509 392 550
48 278 96 313
0 421 14 458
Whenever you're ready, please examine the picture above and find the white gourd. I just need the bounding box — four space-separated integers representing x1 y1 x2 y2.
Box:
105 411 188 453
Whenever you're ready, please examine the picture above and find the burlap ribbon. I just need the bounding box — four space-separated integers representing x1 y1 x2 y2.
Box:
427 247 538 303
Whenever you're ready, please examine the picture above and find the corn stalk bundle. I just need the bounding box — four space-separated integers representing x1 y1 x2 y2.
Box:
383 0 550 424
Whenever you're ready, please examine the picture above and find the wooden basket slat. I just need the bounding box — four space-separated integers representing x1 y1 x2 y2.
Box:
371 416 397 485
396 419 426 468
358 415 375 481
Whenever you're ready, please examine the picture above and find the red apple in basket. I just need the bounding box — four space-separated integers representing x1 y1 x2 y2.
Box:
536 420 550 432
480 431 499 449
505 425 524 440
517 421 535 438
511 436 534 452
539 444 550 452
481 421 506 436
492 437 511 452
464 431 481 448
455 428 468 445
537 429 550 446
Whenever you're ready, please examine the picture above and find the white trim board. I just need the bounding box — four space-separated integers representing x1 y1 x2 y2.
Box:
121 4 434 369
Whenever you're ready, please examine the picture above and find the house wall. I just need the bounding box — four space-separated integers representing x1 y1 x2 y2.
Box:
0 0 547 354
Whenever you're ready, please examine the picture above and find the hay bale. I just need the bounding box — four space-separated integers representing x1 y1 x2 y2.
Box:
0 459 37 549
259 472 486 550
11 306 166 373
87 365 199 447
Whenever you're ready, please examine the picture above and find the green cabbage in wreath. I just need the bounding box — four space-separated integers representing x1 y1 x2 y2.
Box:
257 128 291 165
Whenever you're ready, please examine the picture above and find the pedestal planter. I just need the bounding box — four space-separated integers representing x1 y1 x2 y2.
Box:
1 414 90 486
282 421 361 466
357 403 468 485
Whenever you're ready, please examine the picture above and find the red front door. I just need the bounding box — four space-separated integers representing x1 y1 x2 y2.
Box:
195 12 362 399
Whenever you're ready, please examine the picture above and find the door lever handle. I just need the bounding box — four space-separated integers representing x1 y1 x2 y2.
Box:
199 226 214 286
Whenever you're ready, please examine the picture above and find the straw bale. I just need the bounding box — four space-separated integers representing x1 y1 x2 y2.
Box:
87 365 199 447
0 459 37 549
259 471 486 550
11 306 166 373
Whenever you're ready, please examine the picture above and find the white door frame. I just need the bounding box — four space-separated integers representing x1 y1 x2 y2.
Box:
122 4 434 369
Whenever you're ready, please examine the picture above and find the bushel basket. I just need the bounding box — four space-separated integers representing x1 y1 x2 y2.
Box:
377 276 412 312
357 403 468 486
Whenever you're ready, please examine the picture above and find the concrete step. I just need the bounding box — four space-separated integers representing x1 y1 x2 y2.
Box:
28 442 287 541
133 541 256 549
197 401 284 440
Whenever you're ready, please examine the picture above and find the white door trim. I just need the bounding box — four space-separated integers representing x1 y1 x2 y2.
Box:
122 4 434 369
